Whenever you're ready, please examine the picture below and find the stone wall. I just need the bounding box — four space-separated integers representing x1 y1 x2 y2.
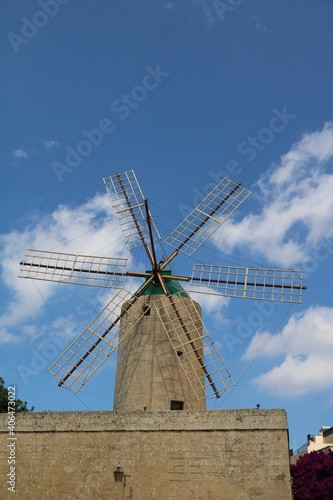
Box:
0 409 292 499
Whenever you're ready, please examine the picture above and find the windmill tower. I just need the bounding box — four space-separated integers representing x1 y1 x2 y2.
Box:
19 171 306 411
113 289 206 411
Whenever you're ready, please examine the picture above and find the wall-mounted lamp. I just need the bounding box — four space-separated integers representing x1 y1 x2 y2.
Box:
113 464 124 483
113 464 131 486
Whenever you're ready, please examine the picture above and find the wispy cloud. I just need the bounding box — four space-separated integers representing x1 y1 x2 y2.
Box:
214 122 333 266
13 149 29 159
43 140 60 149
244 306 333 397
0 193 129 345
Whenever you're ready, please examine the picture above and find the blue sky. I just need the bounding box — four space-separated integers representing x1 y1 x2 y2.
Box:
1 0 333 451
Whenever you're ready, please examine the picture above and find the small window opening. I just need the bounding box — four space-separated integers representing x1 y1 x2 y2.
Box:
142 305 150 316
170 400 184 410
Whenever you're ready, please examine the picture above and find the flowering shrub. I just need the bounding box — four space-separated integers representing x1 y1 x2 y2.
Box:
291 449 333 499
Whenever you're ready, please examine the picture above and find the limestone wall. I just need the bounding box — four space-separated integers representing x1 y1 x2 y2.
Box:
0 409 292 499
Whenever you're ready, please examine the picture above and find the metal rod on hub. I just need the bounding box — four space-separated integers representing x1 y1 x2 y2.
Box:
144 199 158 271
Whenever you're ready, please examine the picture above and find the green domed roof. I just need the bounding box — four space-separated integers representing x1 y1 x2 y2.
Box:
140 269 189 297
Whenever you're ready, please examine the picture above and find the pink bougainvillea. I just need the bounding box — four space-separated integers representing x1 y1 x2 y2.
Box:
291 449 333 499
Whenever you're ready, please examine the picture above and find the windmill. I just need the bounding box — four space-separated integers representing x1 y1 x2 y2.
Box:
19 171 305 411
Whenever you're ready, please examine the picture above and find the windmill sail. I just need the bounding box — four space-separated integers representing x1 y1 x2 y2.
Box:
19 249 127 288
154 293 235 400
104 170 160 252
190 264 305 303
164 178 251 256
48 289 147 392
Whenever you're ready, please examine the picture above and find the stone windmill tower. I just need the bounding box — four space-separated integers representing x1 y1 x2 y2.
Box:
19 171 305 410
113 281 206 412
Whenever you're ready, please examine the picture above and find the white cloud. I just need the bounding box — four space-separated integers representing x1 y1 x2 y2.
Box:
244 306 333 397
13 149 29 159
43 140 60 149
0 193 129 344
216 122 333 266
